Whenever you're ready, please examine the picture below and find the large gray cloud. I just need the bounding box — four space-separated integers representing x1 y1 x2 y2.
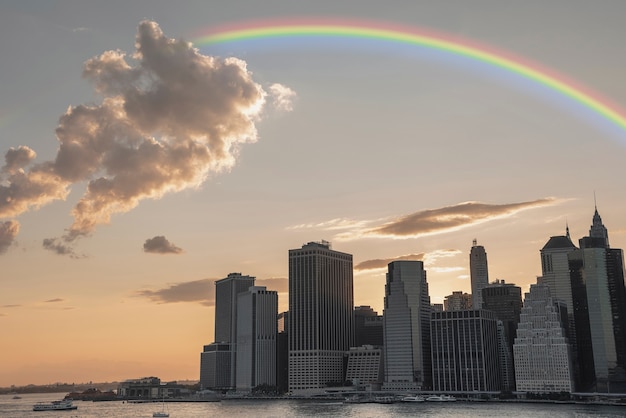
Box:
143 236 183 254
0 220 19 254
0 21 293 255
134 277 288 307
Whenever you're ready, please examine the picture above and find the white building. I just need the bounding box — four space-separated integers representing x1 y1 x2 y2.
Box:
288 241 354 393
236 286 278 392
383 260 431 391
470 240 489 309
513 282 574 393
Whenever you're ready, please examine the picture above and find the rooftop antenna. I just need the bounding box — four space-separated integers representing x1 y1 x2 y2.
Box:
566 219 570 239
594 190 598 211
472 238 477 247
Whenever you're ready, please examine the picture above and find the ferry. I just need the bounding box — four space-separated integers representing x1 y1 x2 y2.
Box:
401 394 425 402
33 399 78 411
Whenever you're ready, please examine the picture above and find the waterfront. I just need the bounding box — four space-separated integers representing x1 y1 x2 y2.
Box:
2 394 625 417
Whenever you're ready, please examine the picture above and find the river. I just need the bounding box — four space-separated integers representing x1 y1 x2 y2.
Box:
2 393 625 417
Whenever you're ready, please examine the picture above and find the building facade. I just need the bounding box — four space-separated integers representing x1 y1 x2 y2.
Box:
470 240 489 309
236 286 278 392
345 345 384 391
513 282 574 393
288 241 354 393
444 291 472 311
431 309 501 393
383 260 432 391
354 305 384 347
568 207 626 392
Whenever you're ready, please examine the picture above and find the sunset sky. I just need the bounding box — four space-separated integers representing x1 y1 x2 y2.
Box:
2 1 626 387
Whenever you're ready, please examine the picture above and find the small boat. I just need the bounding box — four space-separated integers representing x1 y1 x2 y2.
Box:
425 394 456 402
153 393 169 417
33 399 78 411
12 395 22 399
373 395 395 404
401 394 425 402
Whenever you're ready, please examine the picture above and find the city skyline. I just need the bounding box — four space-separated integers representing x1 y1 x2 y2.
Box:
2 1 626 387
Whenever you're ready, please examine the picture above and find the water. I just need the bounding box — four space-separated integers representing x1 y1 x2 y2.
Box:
2 393 625 417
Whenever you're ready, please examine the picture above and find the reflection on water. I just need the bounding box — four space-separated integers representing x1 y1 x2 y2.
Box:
1 393 625 418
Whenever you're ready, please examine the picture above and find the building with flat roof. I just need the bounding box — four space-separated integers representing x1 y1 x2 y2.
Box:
288 241 354 393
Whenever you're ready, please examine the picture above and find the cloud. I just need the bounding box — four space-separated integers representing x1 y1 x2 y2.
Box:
333 198 558 240
355 253 426 271
0 220 19 254
269 83 296 112
0 21 292 256
355 249 461 272
1 304 21 308
143 235 183 254
44 298 64 303
134 277 288 307
42 238 85 259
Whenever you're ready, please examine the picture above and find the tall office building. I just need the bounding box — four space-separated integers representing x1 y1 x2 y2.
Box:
513 282 574 393
288 241 354 393
200 272 255 390
470 240 489 309
383 260 432 391
236 286 278 391
568 207 626 392
482 280 522 391
431 310 501 392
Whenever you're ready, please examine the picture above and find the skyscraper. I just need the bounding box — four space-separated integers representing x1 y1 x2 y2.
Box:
200 272 255 390
431 309 501 392
568 207 626 392
482 280 522 391
236 286 278 392
288 241 354 393
354 306 384 347
470 240 489 309
382 260 432 391
513 282 574 393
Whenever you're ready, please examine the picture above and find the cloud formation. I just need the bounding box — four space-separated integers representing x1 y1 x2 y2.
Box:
319 199 557 241
0 21 292 255
44 298 64 303
269 83 296 112
143 236 183 254
134 277 288 307
355 249 461 271
0 220 19 254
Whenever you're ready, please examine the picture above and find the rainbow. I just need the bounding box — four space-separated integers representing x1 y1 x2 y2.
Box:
193 18 626 135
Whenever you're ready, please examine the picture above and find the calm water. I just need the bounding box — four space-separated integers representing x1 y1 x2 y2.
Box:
2 393 625 417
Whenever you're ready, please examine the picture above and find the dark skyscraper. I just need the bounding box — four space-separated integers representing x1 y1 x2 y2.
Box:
288 241 354 393
470 240 489 309
568 207 626 392
354 306 383 347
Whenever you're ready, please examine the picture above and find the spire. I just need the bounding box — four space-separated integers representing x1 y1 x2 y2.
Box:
589 197 609 248
565 220 570 240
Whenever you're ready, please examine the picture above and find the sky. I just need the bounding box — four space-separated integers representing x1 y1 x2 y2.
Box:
1 1 626 387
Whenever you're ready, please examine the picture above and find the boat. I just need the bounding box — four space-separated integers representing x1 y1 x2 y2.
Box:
373 395 395 404
12 395 22 399
33 399 78 411
425 394 456 402
401 394 425 402
153 393 169 417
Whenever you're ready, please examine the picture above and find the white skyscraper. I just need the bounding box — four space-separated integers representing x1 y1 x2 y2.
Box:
288 241 354 393
470 240 489 309
383 260 431 391
236 286 278 392
513 282 574 393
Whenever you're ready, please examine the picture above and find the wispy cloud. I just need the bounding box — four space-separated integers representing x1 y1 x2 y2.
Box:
134 277 288 307
355 249 461 272
268 83 296 112
44 298 64 303
291 199 558 241
143 236 183 254
1 304 21 308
